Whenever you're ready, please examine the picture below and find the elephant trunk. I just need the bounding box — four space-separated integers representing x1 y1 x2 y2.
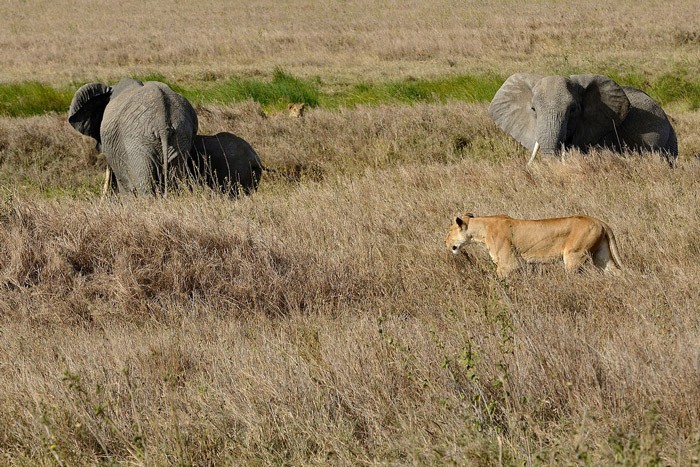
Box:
535 113 568 157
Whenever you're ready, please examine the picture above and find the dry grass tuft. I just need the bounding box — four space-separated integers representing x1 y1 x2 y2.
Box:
0 114 105 193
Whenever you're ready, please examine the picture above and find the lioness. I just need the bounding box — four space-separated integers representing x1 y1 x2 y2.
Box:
445 213 623 278
288 102 306 118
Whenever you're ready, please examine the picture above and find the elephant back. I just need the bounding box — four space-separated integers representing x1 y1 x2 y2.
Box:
99 80 199 194
144 81 198 136
617 86 676 157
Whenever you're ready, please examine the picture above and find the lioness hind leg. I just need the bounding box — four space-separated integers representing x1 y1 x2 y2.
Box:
563 251 587 273
592 241 620 273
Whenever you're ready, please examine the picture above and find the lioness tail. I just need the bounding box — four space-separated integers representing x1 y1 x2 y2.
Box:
603 223 624 270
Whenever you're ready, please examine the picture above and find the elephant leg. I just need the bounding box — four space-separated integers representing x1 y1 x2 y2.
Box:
121 145 159 195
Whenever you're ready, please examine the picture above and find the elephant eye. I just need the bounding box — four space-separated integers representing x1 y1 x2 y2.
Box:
530 106 536 113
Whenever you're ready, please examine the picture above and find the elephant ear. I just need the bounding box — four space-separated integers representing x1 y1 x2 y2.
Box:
568 74 631 147
68 83 112 142
488 73 543 151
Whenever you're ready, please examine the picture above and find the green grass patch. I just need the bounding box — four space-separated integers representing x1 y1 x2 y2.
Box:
595 68 700 110
652 73 700 110
0 82 74 117
2 70 699 117
319 74 504 108
183 69 320 110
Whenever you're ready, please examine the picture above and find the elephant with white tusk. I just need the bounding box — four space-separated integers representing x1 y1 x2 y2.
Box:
488 73 678 165
68 78 198 195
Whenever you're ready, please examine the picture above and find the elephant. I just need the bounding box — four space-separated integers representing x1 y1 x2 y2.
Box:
488 73 678 165
186 132 264 196
68 78 198 195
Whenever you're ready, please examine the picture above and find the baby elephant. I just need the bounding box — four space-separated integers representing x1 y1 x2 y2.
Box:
188 132 264 197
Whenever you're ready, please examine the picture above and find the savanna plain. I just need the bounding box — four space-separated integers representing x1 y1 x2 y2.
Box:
1 0 699 464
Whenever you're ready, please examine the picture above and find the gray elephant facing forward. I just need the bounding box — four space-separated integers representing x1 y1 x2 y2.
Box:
187 132 263 197
69 78 198 195
488 73 678 164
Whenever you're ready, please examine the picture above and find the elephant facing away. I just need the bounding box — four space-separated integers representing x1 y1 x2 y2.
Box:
187 132 264 196
488 73 678 164
69 78 198 195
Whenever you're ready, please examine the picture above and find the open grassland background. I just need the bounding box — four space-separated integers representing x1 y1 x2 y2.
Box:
1 0 699 85
1 0 700 464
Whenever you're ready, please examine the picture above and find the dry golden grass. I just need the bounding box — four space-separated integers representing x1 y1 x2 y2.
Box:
1 0 700 463
0 0 698 84
0 101 699 464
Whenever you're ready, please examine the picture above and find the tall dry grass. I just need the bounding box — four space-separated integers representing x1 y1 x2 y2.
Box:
0 101 699 463
1 0 698 84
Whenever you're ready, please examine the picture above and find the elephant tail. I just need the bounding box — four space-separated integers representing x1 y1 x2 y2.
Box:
158 128 182 163
157 128 180 196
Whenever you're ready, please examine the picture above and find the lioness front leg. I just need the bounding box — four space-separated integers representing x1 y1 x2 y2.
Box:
495 263 517 278
493 250 518 278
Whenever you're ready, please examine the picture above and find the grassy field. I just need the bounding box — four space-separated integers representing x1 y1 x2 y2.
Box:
1 0 699 85
1 0 700 464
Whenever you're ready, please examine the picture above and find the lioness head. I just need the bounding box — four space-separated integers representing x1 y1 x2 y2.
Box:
445 213 474 254
288 102 306 118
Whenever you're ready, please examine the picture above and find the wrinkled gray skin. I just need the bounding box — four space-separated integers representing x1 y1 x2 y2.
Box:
488 73 678 164
187 132 263 196
69 78 198 195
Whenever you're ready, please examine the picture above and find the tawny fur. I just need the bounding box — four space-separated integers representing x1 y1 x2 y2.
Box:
445 213 623 278
287 102 306 118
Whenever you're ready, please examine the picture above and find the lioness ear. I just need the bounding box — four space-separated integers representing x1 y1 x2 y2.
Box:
465 212 474 218
455 217 463 227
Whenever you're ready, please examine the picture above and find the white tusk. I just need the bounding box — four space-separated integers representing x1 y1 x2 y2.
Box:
527 141 540 165
102 167 112 198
